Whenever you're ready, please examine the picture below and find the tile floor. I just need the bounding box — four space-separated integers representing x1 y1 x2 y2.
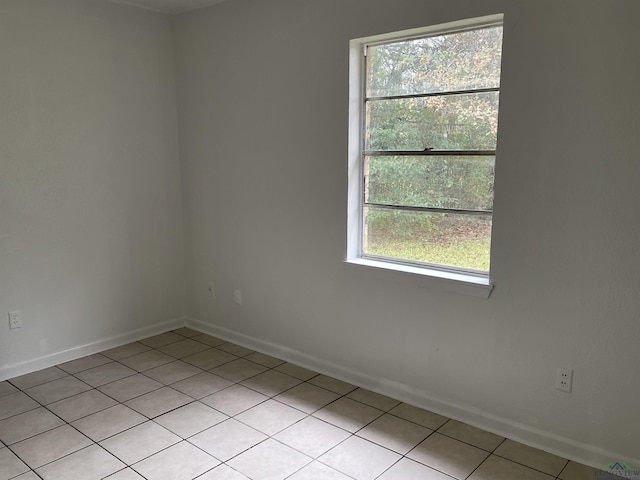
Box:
0 327 625 480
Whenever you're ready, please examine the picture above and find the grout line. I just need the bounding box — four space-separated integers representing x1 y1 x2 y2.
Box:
463 453 492 479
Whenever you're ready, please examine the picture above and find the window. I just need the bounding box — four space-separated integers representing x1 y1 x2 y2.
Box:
347 15 503 285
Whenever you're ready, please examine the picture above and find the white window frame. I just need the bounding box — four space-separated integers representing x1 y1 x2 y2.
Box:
346 14 503 298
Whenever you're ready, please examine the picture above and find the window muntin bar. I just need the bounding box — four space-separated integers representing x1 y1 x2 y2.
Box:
366 86 499 102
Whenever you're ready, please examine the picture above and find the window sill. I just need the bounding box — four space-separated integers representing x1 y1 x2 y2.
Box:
345 257 493 298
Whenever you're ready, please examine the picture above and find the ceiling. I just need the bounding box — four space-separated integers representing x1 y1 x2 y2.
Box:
107 0 229 14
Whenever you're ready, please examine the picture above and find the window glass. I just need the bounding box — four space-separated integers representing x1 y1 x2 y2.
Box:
367 27 503 97
355 20 503 274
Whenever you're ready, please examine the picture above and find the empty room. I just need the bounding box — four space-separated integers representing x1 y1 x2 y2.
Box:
1 0 639 479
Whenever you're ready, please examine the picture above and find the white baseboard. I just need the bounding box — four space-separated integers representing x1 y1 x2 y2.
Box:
186 316 639 477
0 316 187 382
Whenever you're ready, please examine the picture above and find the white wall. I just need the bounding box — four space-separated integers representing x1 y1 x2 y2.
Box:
0 0 185 376
174 0 640 466
1 0 637 469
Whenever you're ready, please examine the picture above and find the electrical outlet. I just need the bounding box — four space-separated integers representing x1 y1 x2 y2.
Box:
555 367 573 393
8 311 22 330
208 280 215 299
233 289 242 305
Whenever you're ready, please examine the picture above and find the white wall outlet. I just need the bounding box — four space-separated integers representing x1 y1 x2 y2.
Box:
8 311 22 330
233 289 242 305
555 367 573 393
208 280 215 299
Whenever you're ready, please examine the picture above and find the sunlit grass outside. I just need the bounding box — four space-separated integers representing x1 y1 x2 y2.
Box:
364 214 491 271
366 235 490 271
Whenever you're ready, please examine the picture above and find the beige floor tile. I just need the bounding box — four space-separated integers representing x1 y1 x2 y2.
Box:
104 468 146 479
320 436 401 480
74 362 136 387
191 334 227 348
0 407 64 445
0 447 30 479
158 339 211 359
313 397 383 433
58 354 112 374
274 416 351 458
46 389 117 422
495 439 568 476
125 386 192 418
143 360 202 385
347 389 401 412
172 327 201 338
189 418 267 462
132 441 219 480
9 367 68 390
407 433 489 479
201 385 268 416
275 363 318 381
241 370 301 396
72 404 146 442
244 352 285 368
98 374 163 402
288 461 352 480
379 458 454 479
0 334 589 480
154 401 227 438
35 444 124 480
309 375 357 395
0 381 18 397
235 399 306 435
389 403 449 430
210 358 268 382
119 350 175 372
183 348 238 370
11 425 92 469
101 343 151 361
228 438 310 480
438 420 504 451
217 343 254 357
274 383 340 414
139 332 184 348
25 376 91 405
468 455 555 480
99 421 180 465
357 413 432 454
170 372 232 399
196 464 249 479
558 461 628 480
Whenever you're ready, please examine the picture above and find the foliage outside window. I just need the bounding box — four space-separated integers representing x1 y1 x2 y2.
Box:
353 17 503 276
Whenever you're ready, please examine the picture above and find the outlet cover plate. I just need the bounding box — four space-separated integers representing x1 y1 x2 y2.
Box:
8 311 22 330
233 289 242 305
555 367 573 393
